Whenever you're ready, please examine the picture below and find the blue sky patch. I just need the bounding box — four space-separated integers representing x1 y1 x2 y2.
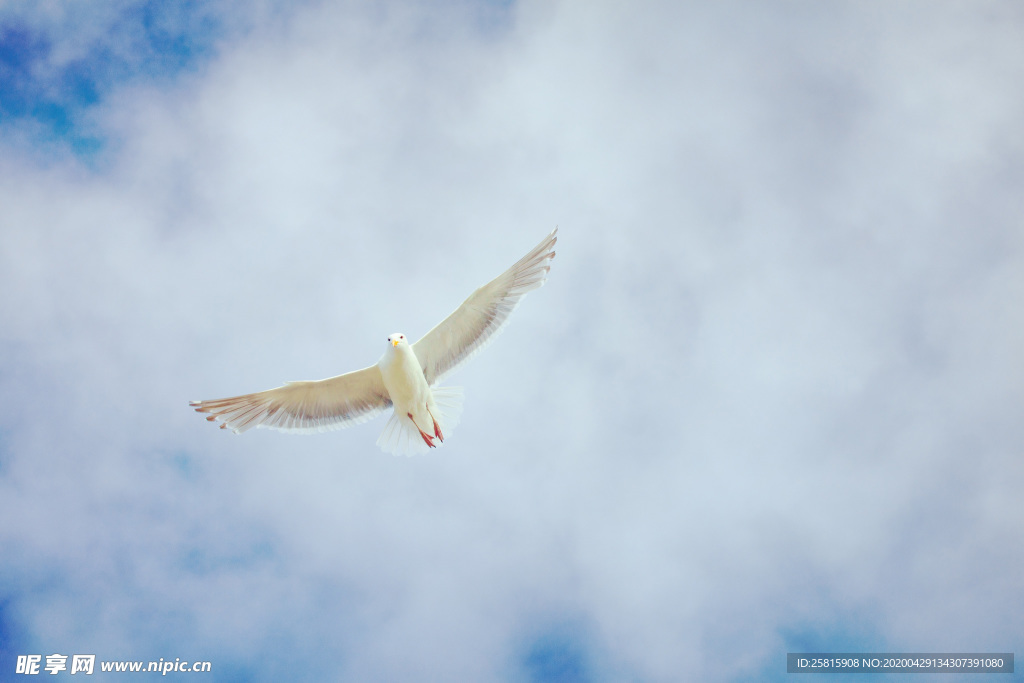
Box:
0 598 29 672
0 0 224 158
780 612 887 655
521 626 594 683
757 614 896 683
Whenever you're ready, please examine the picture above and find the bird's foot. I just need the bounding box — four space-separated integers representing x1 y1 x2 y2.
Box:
410 412 436 448
432 417 444 443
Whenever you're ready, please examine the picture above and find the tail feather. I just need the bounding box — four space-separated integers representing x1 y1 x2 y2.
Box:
431 385 464 436
376 412 430 456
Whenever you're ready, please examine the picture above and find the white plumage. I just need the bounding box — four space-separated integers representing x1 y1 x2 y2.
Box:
190 228 557 455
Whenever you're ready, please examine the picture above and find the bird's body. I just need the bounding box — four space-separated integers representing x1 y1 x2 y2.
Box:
378 334 445 449
190 228 557 455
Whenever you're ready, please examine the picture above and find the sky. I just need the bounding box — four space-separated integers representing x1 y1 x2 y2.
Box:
1 1 1022 681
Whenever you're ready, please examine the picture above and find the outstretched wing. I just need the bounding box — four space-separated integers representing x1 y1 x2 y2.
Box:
190 365 391 434
413 228 557 385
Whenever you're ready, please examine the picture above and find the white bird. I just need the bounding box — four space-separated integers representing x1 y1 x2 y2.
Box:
190 228 557 455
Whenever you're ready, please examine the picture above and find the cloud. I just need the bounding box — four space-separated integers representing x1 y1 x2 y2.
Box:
0 0 294 158
1 1 1022 680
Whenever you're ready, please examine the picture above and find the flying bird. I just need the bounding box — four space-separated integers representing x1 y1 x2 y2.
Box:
190 229 557 455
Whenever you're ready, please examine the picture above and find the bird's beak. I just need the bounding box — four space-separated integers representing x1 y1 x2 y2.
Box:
392 339 400 347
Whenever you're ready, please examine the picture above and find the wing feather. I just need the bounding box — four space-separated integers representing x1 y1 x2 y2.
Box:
190 365 392 434
413 228 557 385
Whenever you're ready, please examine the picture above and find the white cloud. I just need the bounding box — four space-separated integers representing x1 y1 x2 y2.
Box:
1 1 1022 679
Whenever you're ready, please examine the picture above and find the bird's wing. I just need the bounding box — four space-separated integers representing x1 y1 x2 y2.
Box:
190 365 391 434
413 228 557 385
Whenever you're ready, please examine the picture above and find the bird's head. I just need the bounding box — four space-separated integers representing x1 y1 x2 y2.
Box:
386 333 408 349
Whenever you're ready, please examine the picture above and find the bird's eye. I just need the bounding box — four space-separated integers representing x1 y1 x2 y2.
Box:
400 335 404 339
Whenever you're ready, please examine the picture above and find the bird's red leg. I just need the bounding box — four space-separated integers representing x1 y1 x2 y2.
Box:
426 406 444 442
409 412 436 448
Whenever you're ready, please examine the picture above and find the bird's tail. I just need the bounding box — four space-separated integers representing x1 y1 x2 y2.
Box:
430 385 465 436
376 386 464 456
